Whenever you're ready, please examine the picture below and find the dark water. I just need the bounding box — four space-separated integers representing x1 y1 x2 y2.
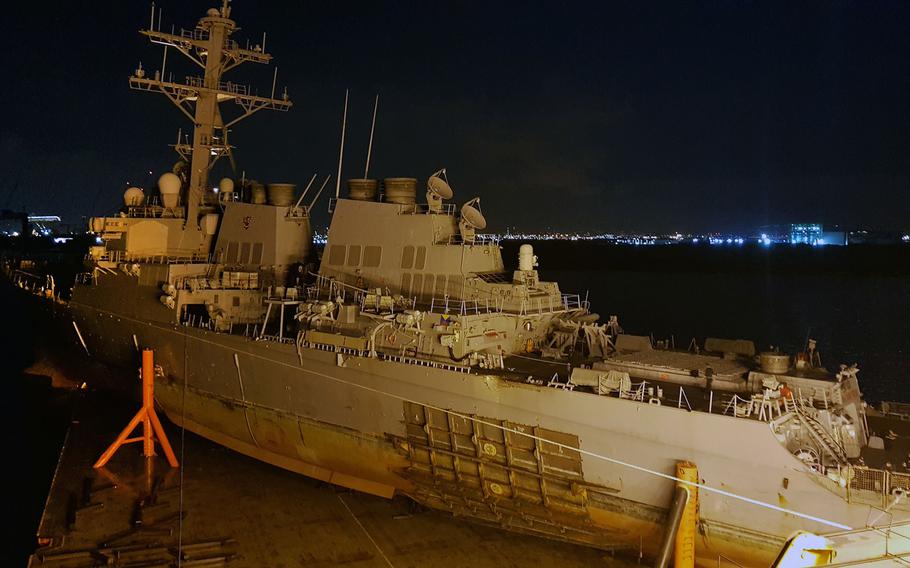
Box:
0 283 77 565
512 241 910 403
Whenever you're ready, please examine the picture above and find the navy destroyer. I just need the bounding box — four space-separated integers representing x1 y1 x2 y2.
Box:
14 4 910 565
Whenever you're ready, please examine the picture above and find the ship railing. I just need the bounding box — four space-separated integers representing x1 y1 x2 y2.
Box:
185 75 251 96
124 201 179 218
174 273 262 292
182 312 215 331
301 340 370 358
561 293 590 311
424 293 586 317
602 379 794 424
881 401 910 419
441 232 500 246
178 27 209 42
306 272 368 304
285 206 309 220
400 202 456 216
90 249 213 265
259 334 295 345
518 294 576 316
10 269 56 298
428 295 504 316
380 352 470 374
326 197 456 217
834 467 910 511
75 272 95 286
795 386 831 410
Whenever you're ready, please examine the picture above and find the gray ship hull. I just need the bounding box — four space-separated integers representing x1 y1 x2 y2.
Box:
39 276 894 566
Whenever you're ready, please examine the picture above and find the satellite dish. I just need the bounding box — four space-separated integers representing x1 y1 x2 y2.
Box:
460 199 487 230
427 175 453 200
219 177 235 194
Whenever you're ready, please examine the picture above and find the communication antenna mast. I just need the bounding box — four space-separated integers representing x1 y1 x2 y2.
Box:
335 90 349 199
364 94 379 178
129 1 293 228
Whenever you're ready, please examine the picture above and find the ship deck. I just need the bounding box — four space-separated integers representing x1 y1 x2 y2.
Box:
611 349 751 379
29 390 636 567
501 352 756 416
497 350 852 447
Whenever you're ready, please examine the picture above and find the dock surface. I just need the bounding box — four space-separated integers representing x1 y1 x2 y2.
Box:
29 391 634 567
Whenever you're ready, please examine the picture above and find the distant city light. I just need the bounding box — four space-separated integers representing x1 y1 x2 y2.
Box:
312 230 328 245
310 227 908 248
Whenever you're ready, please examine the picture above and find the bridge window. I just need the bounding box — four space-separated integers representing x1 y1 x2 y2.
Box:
328 244 345 266
401 245 414 269
251 242 263 264
415 246 426 270
400 273 411 295
363 245 382 267
240 242 251 264
226 241 238 264
347 245 361 267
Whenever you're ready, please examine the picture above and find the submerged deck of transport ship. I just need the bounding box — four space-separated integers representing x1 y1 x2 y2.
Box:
29 392 639 568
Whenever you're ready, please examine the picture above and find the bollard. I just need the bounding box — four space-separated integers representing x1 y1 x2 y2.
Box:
675 461 698 568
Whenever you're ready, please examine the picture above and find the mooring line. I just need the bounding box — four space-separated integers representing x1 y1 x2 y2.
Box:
337 493 395 568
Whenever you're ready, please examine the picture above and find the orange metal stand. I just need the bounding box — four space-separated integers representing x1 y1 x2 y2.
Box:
94 349 179 468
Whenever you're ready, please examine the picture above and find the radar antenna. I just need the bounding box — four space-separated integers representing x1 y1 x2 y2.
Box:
426 169 454 213
459 197 487 243
130 2 292 229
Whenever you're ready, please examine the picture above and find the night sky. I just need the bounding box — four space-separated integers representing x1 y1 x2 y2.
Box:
2 1 908 233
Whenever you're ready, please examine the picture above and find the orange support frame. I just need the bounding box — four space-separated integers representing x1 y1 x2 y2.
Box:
94 349 179 469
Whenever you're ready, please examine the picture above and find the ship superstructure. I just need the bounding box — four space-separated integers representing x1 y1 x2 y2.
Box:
16 4 910 566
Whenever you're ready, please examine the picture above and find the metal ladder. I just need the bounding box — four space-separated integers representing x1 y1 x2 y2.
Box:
794 407 849 466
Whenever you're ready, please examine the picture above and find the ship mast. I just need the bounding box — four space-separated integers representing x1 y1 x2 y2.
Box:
129 0 292 228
